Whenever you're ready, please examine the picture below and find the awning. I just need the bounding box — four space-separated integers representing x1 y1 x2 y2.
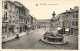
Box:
65 28 69 31
57 27 62 30
28 25 31 28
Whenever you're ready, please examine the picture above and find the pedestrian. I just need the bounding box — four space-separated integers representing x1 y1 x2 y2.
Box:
15 29 19 39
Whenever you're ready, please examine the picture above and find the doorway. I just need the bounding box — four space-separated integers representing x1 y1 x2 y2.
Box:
71 28 73 35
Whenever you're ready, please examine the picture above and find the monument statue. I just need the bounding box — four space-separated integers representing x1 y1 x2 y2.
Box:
40 11 69 45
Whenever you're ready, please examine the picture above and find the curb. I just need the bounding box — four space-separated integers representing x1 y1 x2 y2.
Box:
2 32 27 43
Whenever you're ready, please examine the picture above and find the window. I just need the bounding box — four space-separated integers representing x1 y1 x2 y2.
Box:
21 17 23 22
11 6 12 10
9 15 11 19
58 17 59 21
2 1 3 9
4 2 7 9
76 21 78 26
9 20 11 23
4 12 7 18
26 22 27 24
9 5 11 10
26 20 27 22
22 18 23 22
63 22 64 27
76 14 78 18
19 16 21 22
13 20 15 23
73 15 75 18
16 19 18 24
13 7 14 11
13 7 15 13
72 21 78 26
13 16 15 20
15 19 18 24
72 21 74 26
17 11 18 13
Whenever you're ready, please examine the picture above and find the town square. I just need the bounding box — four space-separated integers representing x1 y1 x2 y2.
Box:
2 0 79 50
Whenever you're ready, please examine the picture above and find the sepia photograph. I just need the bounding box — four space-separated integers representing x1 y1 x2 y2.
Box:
2 0 79 50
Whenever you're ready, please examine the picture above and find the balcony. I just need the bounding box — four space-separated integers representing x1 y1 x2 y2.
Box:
8 23 15 26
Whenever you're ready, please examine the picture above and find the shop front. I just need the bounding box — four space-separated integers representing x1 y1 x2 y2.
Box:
70 27 78 36
2 23 8 38
8 25 15 37
19 23 25 33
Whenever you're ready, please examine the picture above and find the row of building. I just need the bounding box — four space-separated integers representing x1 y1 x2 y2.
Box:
53 6 79 35
37 19 50 29
2 0 38 38
2 0 79 38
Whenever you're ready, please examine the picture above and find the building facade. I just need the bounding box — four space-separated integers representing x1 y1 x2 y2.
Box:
56 6 79 35
38 19 50 30
2 0 20 37
25 8 30 31
14 2 26 33
70 6 78 35
2 0 33 38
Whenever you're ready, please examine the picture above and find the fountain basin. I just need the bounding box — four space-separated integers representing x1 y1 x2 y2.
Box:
40 37 69 45
40 31 69 45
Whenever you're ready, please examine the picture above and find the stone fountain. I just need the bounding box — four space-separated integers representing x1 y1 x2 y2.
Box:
40 11 69 45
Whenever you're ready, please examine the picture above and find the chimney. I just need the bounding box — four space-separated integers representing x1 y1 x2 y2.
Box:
74 6 79 11
70 8 72 10
70 8 73 12
66 10 68 12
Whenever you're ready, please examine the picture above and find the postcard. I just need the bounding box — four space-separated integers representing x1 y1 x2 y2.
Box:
1 0 80 51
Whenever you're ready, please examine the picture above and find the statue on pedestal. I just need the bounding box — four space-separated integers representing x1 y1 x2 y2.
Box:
40 11 69 45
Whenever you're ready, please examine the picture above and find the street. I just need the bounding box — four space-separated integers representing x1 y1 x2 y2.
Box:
2 29 78 50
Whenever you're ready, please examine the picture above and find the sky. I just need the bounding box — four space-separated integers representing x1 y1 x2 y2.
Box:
10 0 79 19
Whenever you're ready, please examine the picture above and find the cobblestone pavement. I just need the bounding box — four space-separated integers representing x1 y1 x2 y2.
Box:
2 29 78 50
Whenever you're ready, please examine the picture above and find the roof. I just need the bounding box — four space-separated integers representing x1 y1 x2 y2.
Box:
6 1 29 11
6 1 17 6
14 1 23 7
14 1 29 10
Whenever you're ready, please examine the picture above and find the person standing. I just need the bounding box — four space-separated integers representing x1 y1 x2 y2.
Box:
15 29 19 39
